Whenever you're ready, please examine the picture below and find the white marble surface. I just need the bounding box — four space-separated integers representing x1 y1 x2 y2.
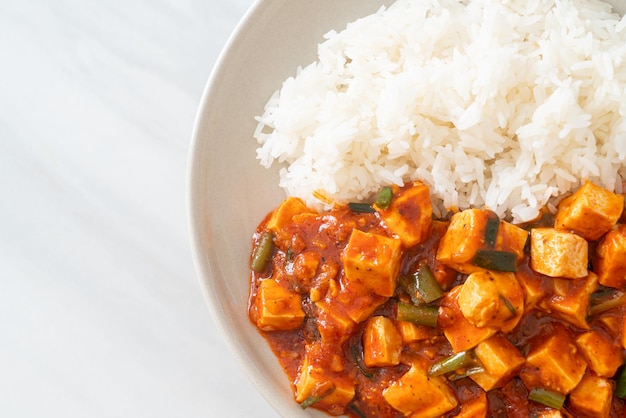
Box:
0 0 278 416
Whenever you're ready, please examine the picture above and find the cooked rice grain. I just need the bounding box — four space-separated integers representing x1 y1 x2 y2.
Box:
254 0 626 223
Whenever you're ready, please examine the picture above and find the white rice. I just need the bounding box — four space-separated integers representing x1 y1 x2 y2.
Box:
254 0 626 223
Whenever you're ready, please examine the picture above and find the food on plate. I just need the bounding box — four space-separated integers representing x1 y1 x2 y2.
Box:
253 0 626 223
248 181 626 417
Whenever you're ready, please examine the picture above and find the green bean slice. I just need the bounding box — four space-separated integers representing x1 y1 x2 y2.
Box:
375 186 393 209
528 388 566 410
472 250 517 272
396 302 438 328
250 231 275 272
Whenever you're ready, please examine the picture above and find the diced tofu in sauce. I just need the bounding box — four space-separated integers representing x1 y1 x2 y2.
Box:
248 181 626 417
470 334 526 391
530 228 588 279
295 342 356 413
457 271 524 331
594 224 626 289
519 325 587 394
255 278 305 331
542 272 598 329
362 316 403 368
382 357 458 417
439 285 498 352
374 181 433 247
575 328 624 378
555 180 624 241
266 196 315 243
436 208 528 274
569 374 614 418
453 391 488 418
396 320 437 344
341 229 402 297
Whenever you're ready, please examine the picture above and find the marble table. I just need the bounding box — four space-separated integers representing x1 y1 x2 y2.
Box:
1 0 278 416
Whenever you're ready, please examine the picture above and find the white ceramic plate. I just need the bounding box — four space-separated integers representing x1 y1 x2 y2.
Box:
188 1 626 417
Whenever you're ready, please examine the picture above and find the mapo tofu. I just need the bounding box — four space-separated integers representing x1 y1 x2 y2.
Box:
248 181 626 417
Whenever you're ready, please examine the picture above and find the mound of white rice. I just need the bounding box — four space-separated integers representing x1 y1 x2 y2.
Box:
254 0 626 223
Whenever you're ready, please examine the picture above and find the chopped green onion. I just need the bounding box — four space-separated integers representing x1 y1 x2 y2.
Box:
448 366 486 381
500 294 517 318
616 364 626 399
484 211 500 248
398 265 443 305
351 344 374 379
416 264 444 303
429 350 481 377
396 302 438 328
528 388 566 410
348 404 367 418
375 186 393 209
472 250 517 272
397 274 420 305
348 202 375 213
589 291 626 316
250 231 274 272
300 386 335 409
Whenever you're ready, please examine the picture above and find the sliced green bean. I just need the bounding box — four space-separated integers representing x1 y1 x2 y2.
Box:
300 386 335 409
375 186 393 209
396 302 438 328
348 202 375 213
589 291 626 316
398 274 420 305
250 231 274 272
348 404 367 418
416 264 444 303
484 211 500 248
528 388 566 410
472 250 517 272
448 366 486 381
351 344 374 379
429 350 480 377
499 294 517 318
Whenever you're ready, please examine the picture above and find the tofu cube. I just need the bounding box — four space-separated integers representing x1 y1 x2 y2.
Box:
436 209 527 274
470 334 526 391
555 181 624 241
568 374 614 418
440 286 497 352
334 277 388 324
314 299 355 344
375 181 432 247
341 229 402 297
362 316 403 367
530 228 588 279
543 272 598 330
396 320 437 344
255 279 305 331
594 224 626 289
597 313 622 339
295 346 355 410
575 329 623 377
457 271 524 331
516 266 550 310
453 391 488 418
266 196 314 242
519 325 587 394
382 357 458 417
